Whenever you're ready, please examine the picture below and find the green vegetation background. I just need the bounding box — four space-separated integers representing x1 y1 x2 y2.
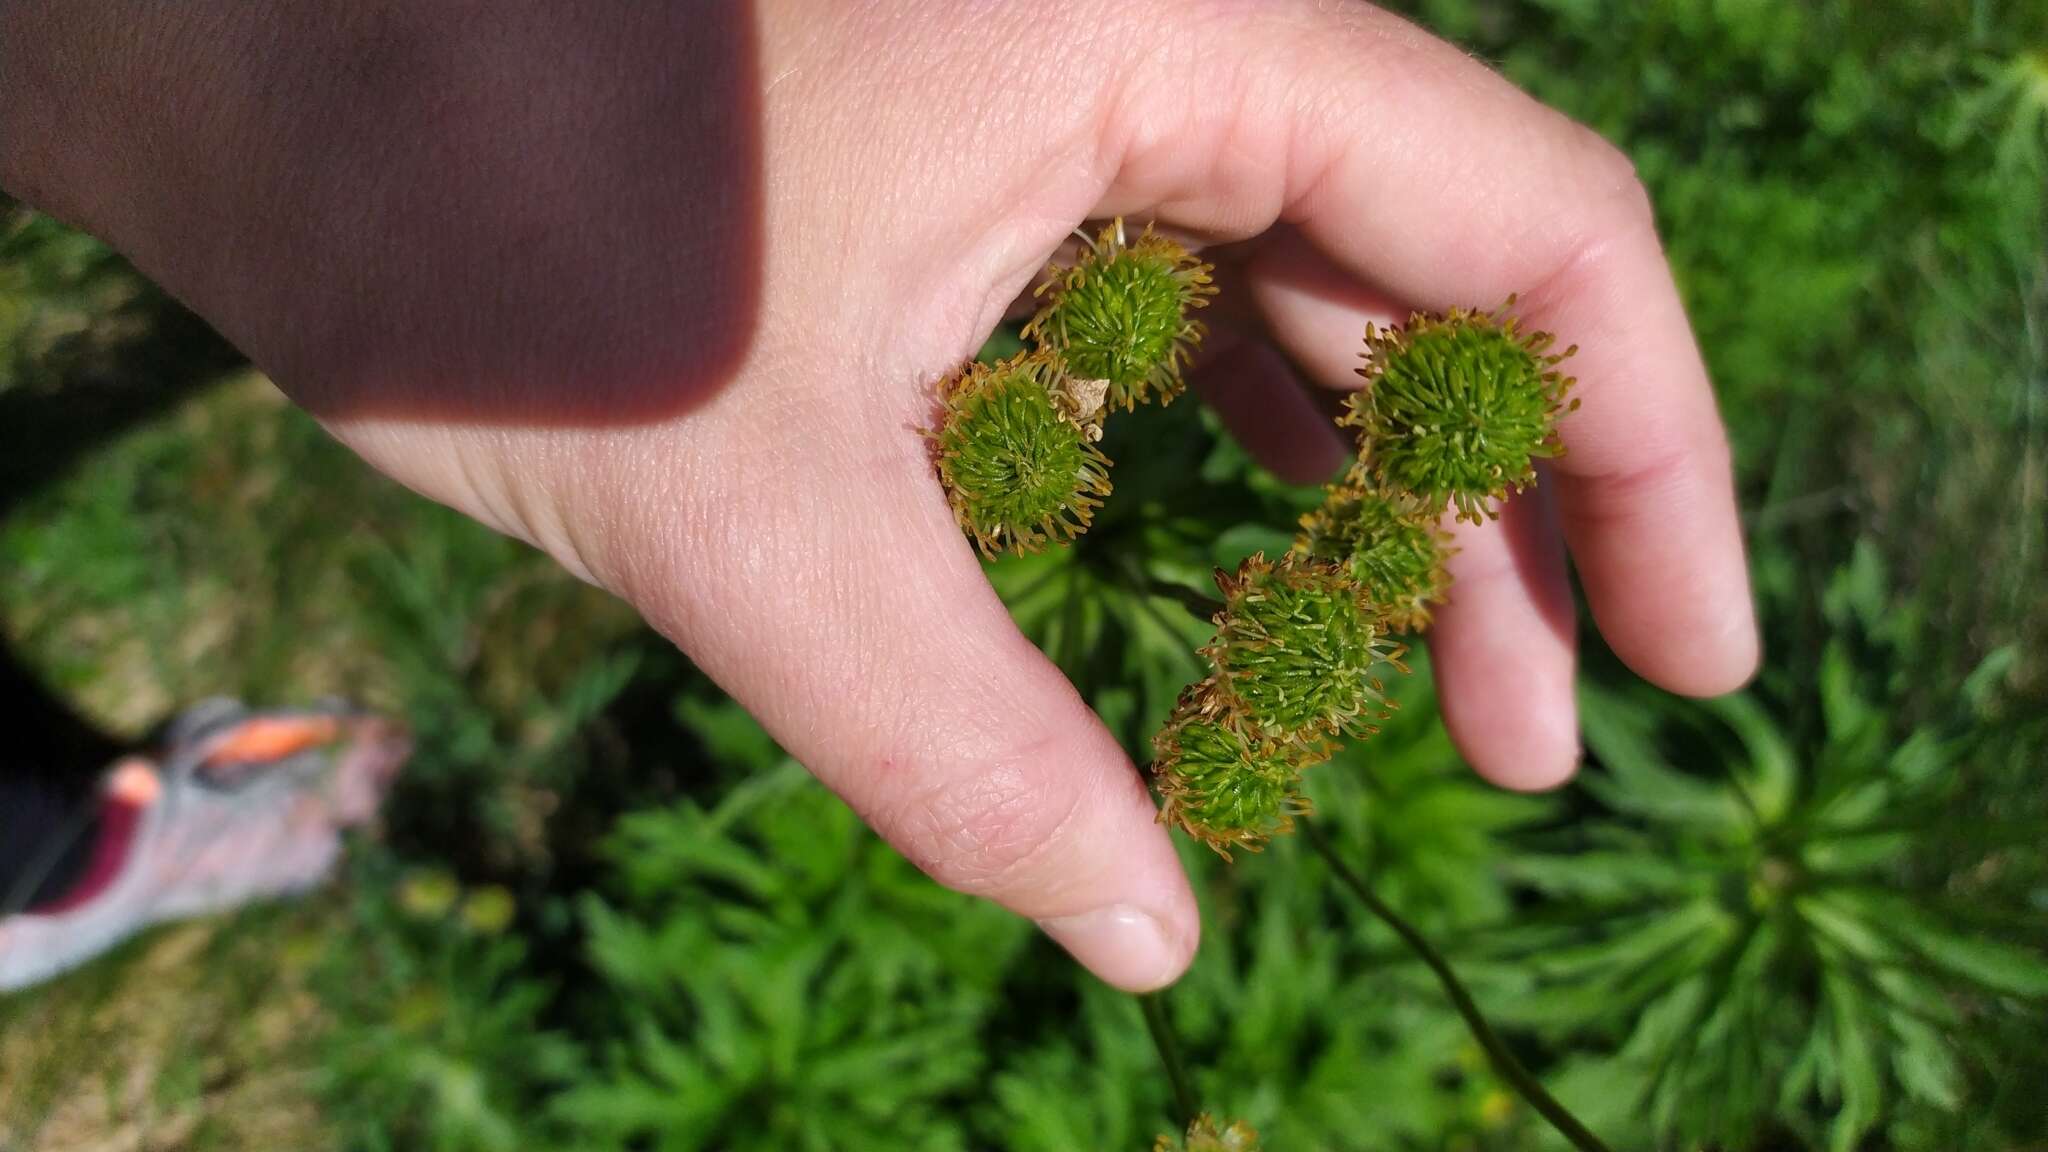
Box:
2 2 2043 1149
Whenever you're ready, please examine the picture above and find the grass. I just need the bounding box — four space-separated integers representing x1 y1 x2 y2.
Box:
0 905 331 1151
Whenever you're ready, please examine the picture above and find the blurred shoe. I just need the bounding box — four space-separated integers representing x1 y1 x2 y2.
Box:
0 701 409 993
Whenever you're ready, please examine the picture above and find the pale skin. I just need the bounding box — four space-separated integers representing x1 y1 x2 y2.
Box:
1 0 1757 991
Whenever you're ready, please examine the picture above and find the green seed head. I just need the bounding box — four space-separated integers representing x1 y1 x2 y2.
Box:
930 350 1112 557
1341 300 1578 524
1154 1115 1263 1152
1023 219 1215 411
1152 684 1330 857
1204 553 1402 740
1294 480 1454 634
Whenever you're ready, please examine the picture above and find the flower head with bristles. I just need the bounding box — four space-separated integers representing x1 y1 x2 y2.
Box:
1341 299 1578 524
1023 219 1215 411
929 350 1112 557
1153 1114 1263 1152
1152 684 1330 857
1203 553 1403 740
1294 480 1454 634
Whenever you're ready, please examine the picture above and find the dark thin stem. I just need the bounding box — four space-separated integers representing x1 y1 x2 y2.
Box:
1302 820 1612 1152
1129 567 1224 621
1139 991 1199 1132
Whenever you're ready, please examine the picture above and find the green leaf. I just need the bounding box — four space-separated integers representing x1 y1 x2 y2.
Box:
1823 971 1882 1152
1211 522 1297 571
1617 975 1710 1066
1829 888 2048 997
676 694 786 775
1578 686 1747 831
1703 693 1799 825
1888 1012 1961 1110
1822 536 1889 633
1904 924 2048 998
1502 851 1697 901
1960 642 2020 714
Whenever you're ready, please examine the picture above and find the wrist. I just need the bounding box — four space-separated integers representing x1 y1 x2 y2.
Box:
1 4 149 230
0 2 257 253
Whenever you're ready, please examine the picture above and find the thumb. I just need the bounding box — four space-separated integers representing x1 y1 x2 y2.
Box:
607 424 1202 993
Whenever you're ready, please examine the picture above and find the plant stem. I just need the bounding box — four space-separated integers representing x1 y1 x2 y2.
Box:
1139 991 1199 1131
1302 819 1612 1152
1132 569 1224 621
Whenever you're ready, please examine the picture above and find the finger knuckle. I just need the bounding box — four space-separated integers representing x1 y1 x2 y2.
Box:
1573 425 1731 531
1571 124 1657 233
878 735 1085 899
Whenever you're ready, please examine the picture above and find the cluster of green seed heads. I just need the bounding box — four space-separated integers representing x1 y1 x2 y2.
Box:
1342 299 1579 524
925 230 1596 1149
1154 1115 1262 1152
924 219 1577 856
931 220 1213 556
1152 302 1575 854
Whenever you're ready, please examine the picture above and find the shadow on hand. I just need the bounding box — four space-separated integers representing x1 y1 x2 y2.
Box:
114 4 767 430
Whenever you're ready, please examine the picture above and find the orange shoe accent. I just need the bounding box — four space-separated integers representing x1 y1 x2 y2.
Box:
201 715 342 768
106 758 163 806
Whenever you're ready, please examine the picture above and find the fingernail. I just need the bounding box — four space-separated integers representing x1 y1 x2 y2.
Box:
1037 903 1192 992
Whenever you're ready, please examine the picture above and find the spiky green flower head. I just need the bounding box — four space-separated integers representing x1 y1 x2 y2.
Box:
1154 1114 1263 1152
1294 479 1454 634
1204 553 1404 740
930 350 1112 557
1022 218 1215 411
1341 299 1579 524
1151 683 1331 857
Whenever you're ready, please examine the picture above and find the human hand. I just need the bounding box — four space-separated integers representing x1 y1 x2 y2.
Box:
1 0 1756 991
